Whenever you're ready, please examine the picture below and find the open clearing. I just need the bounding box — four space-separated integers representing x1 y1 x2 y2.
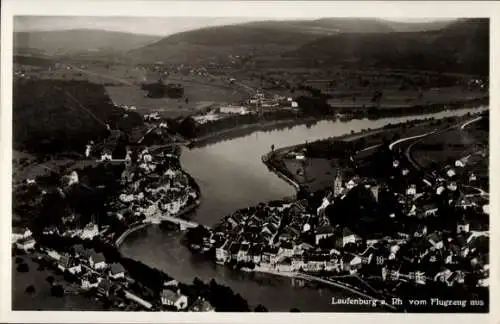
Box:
12 255 104 311
105 81 247 118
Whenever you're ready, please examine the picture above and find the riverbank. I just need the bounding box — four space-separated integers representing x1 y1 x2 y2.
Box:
261 108 488 194
184 98 488 149
244 266 397 311
120 105 489 312
189 117 317 148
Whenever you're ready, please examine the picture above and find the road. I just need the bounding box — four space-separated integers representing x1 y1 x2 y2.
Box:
388 115 485 186
388 131 436 151
68 65 135 87
460 116 483 130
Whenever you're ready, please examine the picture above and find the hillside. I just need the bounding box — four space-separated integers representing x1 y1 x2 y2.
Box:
14 29 162 56
128 18 451 64
13 79 143 156
286 18 489 75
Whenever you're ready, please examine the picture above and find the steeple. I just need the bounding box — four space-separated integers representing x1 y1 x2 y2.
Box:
333 169 343 197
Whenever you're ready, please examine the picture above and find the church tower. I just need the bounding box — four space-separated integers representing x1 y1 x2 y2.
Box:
333 169 343 197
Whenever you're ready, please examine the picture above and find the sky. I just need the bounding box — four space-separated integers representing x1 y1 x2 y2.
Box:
14 16 454 37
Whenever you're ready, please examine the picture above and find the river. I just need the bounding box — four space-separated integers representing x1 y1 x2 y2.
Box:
120 106 487 312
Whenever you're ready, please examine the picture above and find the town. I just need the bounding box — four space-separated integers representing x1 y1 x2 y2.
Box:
185 113 489 311
9 15 490 314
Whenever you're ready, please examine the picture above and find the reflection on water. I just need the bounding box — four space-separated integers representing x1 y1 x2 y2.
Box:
181 106 488 226
121 106 487 312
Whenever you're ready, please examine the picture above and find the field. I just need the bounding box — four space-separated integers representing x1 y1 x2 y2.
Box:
283 158 339 192
231 67 487 110
18 61 251 119
412 118 488 169
411 116 489 189
326 87 486 109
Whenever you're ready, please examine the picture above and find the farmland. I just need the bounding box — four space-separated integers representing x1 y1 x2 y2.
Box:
412 117 488 169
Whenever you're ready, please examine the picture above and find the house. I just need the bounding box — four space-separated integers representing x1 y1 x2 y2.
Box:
12 227 32 243
457 218 471 234
215 240 230 264
161 289 189 310
109 263 126 279
415 271 426 285
80 223 99 240
455 160 465 168
81 274 101 290
423 204 438 217
97 279 113 296
447 182 458 192
406 184 417 196
278 242 294 257
219 105 248 115
428 233 444 249
434 269 454 286
469 173 477 183
346 179 357 190
315 225 335 245
294 242 314 256
229 243 241 261
237 243 250 263
47 249 62 261
262 247 279 265
248 244 263 264
389 269 400 281
59 255 82 274
340 254 362 273
227 217 238 228
90 252 107 270
188 297 215 312
101 149 113 161
413 224 428 237
42 226 59 236
477 277 489 287
291 256 305 271
316 197 331 217
446 168 456 178
276 258 292 272
337 227 361 248
15 236 36 251
436 186 445 195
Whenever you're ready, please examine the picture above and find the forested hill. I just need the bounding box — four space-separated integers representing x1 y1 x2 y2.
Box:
14 29 162 55
13 79 143 157
128 18 452 64
285 18 489 75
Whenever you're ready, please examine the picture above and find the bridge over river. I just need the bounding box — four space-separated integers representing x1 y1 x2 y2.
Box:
115 213 207 247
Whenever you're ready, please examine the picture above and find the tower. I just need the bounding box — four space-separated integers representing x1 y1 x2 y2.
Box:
333 169 343 197
370 185 379 203
256 88 264 117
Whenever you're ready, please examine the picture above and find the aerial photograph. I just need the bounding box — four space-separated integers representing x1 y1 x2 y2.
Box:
11 15 489 313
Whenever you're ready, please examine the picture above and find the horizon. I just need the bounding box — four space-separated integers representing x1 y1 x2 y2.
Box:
14 16 455 37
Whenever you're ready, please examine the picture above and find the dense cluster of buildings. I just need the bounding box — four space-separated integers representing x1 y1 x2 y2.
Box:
197 139 489 300
108 147 199 226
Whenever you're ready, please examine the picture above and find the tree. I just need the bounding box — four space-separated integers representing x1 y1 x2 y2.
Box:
25 285 36 294
46 275 55 285
50 284 64 297
254 304 268 312
17 263 29 273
